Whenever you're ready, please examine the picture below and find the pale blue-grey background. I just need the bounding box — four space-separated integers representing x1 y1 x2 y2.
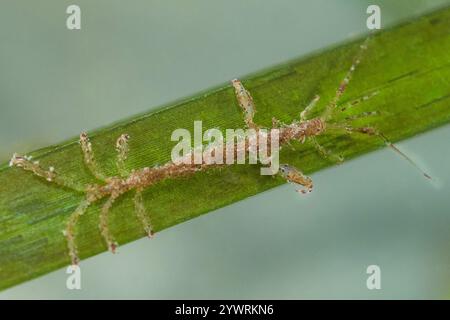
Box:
0 0 449 299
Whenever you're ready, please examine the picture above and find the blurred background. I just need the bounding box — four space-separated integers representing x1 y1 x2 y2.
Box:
0 0 449 299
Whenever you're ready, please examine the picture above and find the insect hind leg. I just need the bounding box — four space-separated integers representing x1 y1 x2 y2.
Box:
99 194 120 253
64 199 91 265
134 188 154 238
9 153 84 192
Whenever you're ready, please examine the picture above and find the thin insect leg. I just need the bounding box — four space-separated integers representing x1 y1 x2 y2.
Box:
331 123 432 180
272 117 291 132
344 111 380 121
300 95 320 121
292 173 314 194
134 189 154 238
293 182 313 194
9 154 84 192
340 91 379 112
310 136 328 158
99 194 120 253
321 37 371 121
283 181 311 194
272 117 282 129
64 199 91 265
231 79 258 129
378 132 432 180
79 132 107 181
116 133 130 177
310 136 344 163
285 178 313 195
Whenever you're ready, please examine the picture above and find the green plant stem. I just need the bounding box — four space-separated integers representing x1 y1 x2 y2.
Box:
0 7 449 291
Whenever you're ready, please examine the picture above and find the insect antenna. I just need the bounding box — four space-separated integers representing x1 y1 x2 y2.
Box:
378 133 432 180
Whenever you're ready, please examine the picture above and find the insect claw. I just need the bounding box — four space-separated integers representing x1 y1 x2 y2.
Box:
72 256 80 266
109 242 118 254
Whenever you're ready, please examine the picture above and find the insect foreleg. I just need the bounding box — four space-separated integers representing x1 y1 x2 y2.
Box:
300 95 320 122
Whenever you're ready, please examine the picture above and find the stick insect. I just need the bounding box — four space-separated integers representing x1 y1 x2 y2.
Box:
10 38 430 265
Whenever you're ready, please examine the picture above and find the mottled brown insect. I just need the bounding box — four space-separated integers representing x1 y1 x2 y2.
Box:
10 38 429 265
